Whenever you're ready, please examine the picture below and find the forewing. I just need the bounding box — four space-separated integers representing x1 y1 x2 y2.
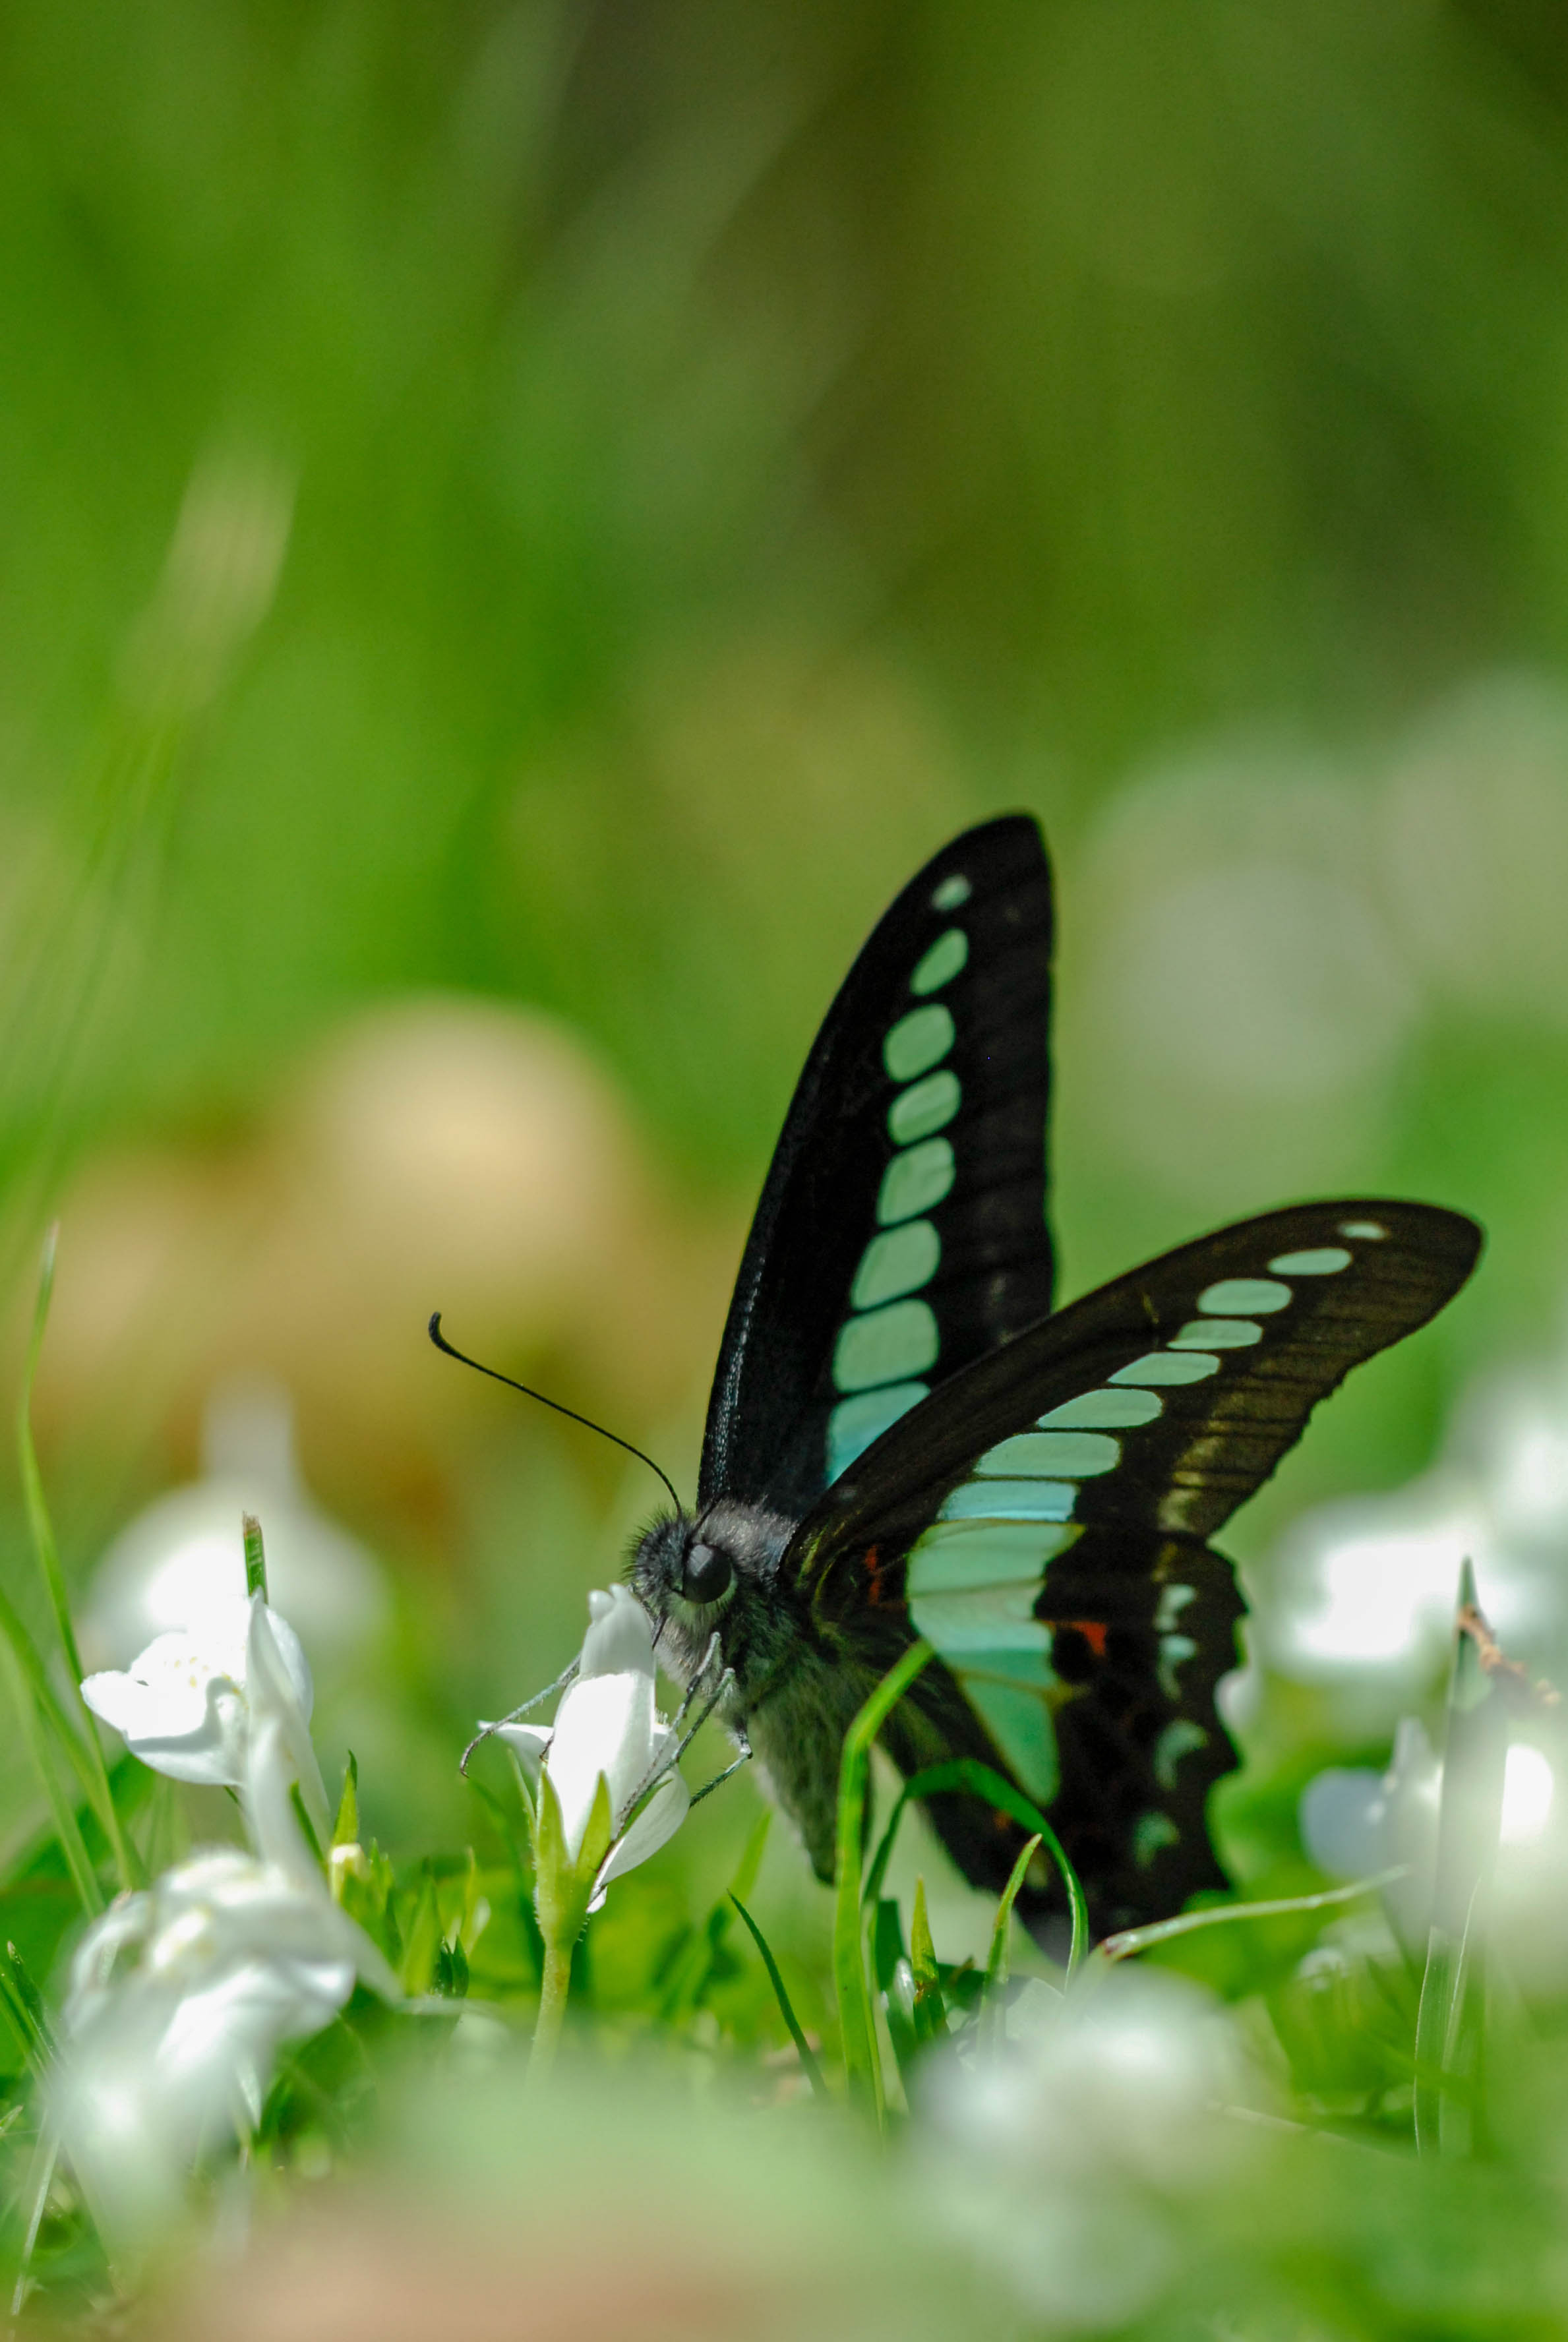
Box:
700 816 1054 1520
789 1198 1482 1932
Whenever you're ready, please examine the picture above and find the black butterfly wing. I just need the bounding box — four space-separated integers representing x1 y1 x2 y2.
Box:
785 1198 1482 1935
700 816 1055 1521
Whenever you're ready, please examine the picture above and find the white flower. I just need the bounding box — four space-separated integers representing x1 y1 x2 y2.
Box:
1302 1718 1568 1973
51 1714 398 2252
82 1593 331 1844
491 1586 689 1912
920 1967 1265 2331
1299 1717 1443 1954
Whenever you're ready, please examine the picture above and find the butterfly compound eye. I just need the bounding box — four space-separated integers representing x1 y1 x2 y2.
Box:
682 1541 733 1605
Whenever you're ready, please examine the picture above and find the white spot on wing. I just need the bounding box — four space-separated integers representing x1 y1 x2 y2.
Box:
832 1298 938 1393
1110 1351 1221 1385
884 1004 955 1083
851 1219 940 1309
826 1382 928 1480
930 872 971 911
1169 1318 1261 1349
910 928 968 995
1037 1387 1162 1429
976 1429 1120 1476
878 1137 955 1224
907 1518 1075 1595
887 1068 961 1145
1269 1246 1352 1275
1198 1277 1290 1314
1339 1220 1387 1240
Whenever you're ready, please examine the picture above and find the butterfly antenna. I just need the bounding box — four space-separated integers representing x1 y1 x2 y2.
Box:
428 1313 685 1517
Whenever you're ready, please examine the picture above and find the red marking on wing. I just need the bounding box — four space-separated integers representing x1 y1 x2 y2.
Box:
1050 1619 1108 1660
864 1546 886 1607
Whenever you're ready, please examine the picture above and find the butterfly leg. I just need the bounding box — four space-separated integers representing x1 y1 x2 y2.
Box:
458 1659 580 1776
670 1631 724 1728
688 1722 752 1808
623 1640 742 1818
671 1656 740 1768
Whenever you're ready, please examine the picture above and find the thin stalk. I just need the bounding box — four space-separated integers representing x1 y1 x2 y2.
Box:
1097 1871 1407 1962
528 1937 574 2089
16 1230 139 1892
833 1640 935 2131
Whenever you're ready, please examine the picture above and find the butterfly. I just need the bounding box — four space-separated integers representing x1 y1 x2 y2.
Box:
628 815 1481 1940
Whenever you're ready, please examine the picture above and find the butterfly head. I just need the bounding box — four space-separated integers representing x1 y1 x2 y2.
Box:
627 1499 800 1699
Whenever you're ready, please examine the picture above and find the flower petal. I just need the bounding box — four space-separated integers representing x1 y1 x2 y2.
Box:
591 1771 691 1906
92 1673 250 1787
245 1596 332 1846
490 1722 551 1789
578 1585 656 1682
547 1669 657 1856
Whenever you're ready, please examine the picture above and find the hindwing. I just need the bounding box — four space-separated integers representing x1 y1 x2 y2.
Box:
786 1198 1482 1933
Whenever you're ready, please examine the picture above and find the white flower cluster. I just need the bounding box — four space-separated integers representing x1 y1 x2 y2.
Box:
56 1593 396 2250
1302 1713 1568 1985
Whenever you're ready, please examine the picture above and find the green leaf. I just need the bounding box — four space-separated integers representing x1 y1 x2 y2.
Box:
434 1938 470 1998
873 1898 919 2080
729 1894 829 2105
833 1639 935 2130
983 1833 1040 2043
576 1772 615 1891
862 1755 1088 1977
333 1754 360 1851
398 1869 443 1996
909 1878 948 2045
532 1768 601 1953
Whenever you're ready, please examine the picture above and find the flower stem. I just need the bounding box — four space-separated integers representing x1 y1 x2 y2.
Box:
528 1935 574 2088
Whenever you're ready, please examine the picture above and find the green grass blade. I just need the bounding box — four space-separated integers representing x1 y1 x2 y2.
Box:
242 1511 269 1601
16 1230 82 1684
862 1755 1088 1977
833 1640 934 2129
983 1833 1040 2045
0 1643 103 1915
16 1230 140 1893
1414 1561 1507 2156
729 1893 829 2105
5 1944 53 2061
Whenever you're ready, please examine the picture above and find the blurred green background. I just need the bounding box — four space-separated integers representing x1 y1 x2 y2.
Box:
5 0 1568 1902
